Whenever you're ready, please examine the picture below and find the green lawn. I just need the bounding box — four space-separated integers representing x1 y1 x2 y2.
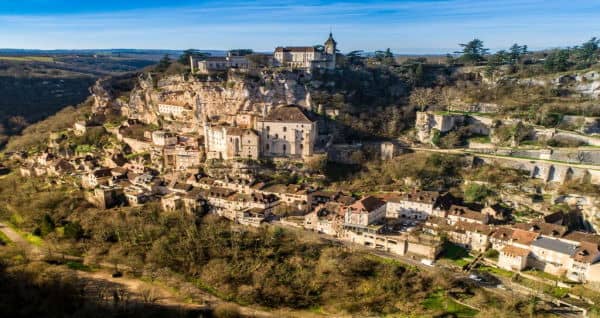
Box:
440 243 473 267
468 135 491 144
523 269 566 282
423 290 478 317
477 265 513 278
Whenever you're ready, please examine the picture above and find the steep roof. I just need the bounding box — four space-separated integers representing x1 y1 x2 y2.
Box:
275 46 316 53
491 227 514 240
263 105 315 123
514 221 567 238
562 231 600 245
324 32 337 46
454 221 493 235
572 242 600 264
531 237 578 256
448 205 488 223
502 245 530 257
511 229 539 246
349 196 386 213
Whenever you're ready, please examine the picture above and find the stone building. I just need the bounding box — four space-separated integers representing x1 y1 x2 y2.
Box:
163 146 202 171
385 190 451 219
344 196 387 227
203 124 260 160
274 33 337 70
191 50 258 74
152 130 178 147
258 105 318 158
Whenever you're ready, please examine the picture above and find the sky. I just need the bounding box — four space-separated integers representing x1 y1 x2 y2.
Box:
1 0 600 54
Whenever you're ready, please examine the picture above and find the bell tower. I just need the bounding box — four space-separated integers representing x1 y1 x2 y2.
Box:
324 32 337 68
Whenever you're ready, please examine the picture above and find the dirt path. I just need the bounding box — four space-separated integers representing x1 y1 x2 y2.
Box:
0 222 43 258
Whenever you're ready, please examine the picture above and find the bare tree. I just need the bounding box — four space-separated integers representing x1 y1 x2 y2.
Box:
409 88 439 111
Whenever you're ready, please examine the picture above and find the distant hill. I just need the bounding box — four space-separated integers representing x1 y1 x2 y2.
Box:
0 52 166 148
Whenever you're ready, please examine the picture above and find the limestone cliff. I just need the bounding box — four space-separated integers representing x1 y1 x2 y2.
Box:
115 70 313 126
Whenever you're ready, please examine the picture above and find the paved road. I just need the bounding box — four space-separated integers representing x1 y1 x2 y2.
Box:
271 221 587 317
400 146 600 170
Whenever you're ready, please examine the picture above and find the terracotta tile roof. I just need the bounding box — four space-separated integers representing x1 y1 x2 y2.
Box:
349 196 386 213
501 245 530 257
263 105 315 123
513 221 567 238
454 221 493 235
491 227 514 240
562 231 600 245
572 242 600 263
511 229 539 246
398 189 440 204
262 183 308 195
448 205 488 223
425 215 449 227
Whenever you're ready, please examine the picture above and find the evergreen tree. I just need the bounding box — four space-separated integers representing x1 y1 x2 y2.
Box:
544 49 571 73
455 39 489 65
178 49 207 65
574 37 600 66
414 63 424 85
156 54 172 72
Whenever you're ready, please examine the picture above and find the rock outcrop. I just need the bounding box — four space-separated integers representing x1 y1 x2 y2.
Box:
116 70 313 126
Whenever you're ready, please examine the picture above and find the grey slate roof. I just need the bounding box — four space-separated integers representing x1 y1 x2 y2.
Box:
531 237 578 256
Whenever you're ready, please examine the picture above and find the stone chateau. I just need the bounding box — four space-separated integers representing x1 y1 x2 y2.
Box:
191 33 338 74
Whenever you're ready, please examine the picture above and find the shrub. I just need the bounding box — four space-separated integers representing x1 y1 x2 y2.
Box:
63 222 84 241
464 184 494 203
40 214 55 237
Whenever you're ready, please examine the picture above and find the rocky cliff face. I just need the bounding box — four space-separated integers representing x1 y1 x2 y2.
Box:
114 70 313 126
91 73 139 115
518 70 600 99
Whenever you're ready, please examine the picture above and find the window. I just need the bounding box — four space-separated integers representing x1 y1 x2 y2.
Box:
282 144 287 154
283 127 287 132
275 134 279 139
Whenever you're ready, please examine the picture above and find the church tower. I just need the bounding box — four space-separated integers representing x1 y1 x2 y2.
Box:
324 32 337 69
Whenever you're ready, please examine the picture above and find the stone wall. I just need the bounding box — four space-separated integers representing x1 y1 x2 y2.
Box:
561 115 600 135
473 155 600 185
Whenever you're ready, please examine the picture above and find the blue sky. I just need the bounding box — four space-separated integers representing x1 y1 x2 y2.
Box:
1 0 599 54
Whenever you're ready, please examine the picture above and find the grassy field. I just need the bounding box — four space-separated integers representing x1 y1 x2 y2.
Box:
477 265 513 278
439 243 473 267
422 290 479 317
0 56 55 62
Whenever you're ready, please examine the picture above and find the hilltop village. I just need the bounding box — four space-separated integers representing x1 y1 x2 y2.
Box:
4 34 600 315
